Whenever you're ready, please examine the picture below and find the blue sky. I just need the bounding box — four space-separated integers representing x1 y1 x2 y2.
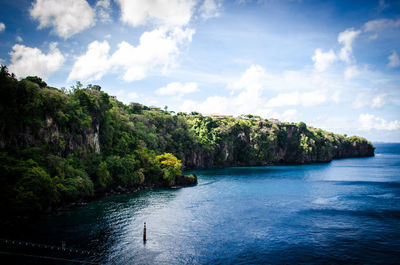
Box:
0 0 399 142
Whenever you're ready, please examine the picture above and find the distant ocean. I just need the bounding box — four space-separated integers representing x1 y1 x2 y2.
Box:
1 143 399 264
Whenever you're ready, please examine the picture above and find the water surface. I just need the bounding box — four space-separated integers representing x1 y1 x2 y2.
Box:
2 143 400 264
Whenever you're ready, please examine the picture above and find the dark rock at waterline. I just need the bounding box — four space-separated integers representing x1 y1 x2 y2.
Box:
174 174 198 186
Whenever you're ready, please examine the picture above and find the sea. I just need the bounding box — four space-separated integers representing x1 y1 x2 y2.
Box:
1 143 399 264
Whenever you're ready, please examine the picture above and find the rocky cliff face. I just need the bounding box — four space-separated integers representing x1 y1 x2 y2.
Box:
183 122 374 169
0 116 101 156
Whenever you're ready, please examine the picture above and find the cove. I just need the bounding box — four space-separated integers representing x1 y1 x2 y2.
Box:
1 143 399 264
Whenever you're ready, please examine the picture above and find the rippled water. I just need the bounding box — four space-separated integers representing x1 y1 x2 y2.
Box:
2 143 400 264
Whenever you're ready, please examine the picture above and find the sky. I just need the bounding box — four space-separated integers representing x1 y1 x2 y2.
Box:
0 0 399 142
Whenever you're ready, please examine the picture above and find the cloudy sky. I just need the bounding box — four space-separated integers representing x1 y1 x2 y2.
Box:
0 0 399 142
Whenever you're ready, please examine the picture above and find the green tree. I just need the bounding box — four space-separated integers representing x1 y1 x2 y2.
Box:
155 153 182 185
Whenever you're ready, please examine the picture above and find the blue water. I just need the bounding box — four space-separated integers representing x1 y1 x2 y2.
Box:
2 143 400 264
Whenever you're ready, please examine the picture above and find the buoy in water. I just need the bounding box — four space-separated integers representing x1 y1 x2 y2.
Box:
143 222 147 242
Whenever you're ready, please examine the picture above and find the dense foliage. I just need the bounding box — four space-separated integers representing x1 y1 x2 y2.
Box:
0 66 374 215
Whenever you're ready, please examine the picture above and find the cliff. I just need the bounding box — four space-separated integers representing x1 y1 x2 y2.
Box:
182 119 374 169
0 68 374 215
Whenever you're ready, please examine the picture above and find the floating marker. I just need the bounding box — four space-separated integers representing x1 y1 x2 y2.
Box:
143 222 147 242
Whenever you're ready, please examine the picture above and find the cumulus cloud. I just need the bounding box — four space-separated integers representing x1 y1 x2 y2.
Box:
359 114 400 131
228 65 271 114
181 96 230 114
312 48 336 72
180 65 270 116
178 64 343 121
156 82 199 97
364 18 400 32
68 40 110 81
344 65 360 79
301 91 327 107
279 109 299 122
267 92 300 107
69 27 194 82
352 93 367 109
0 22 5 32
388 51 400 68
178 63 349 119
8 43 65 78
199 0 222 19
30 0 95 38
115 0 196 27
229 64 269 93
110 27 194 81
353 93 386 109
127 92 139 100
267 90 327 107
96 0 112 23
372 95 386 109
338 28 361 63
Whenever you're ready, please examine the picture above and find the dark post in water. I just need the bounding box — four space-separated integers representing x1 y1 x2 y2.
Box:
61 241 66 251
143 222 147 242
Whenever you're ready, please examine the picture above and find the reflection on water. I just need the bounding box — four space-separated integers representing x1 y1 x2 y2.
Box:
1 143 400 264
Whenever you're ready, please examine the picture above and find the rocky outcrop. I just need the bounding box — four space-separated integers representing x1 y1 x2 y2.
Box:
173 174 198 187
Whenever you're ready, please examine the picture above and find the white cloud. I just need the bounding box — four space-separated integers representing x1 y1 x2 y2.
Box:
312 48 336 72
110 27 194 81
352 93 368 109
301 90 327 107
178 64 341 119
115 0 196 27
30 0 95 38
229 64 269 93
279 109 299 122
368 33 378 40
359 114 400 131
16 36 23 42
156 82 199 97
199 0 221 19
372 95 386 109
344 65 360 79
0 22 5 32
96 0 112 23
68 27 194 82
189 96 230 114
364 18 400 32
267 92 300 107
8 42 65 79
128 92 139 100
68 40 110 81
388 51 400 68
177 63 353 120
180 65 269 115
353 93 386 109
267 90 327 107
338 28 361 63
228 65 271 114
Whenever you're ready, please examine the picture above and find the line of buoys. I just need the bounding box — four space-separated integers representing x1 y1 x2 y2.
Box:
0 238 97 256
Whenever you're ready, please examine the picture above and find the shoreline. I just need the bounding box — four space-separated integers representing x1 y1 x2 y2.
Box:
1 155 374 221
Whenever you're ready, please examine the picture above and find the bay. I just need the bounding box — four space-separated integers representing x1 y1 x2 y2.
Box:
1 143 400 264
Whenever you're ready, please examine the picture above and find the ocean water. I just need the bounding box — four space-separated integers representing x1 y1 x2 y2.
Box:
1 143 400 264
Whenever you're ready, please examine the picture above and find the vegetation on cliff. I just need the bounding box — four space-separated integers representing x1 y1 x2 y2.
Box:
0 67 374 215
